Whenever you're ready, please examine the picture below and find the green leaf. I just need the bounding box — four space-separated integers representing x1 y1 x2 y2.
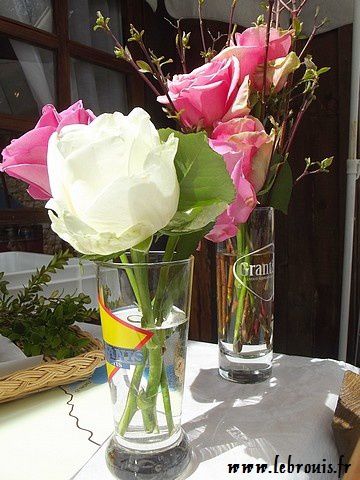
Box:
174 223 213 260
164 205 226 234
318 67 331 75
321 156 334 169
258 152 284 196
159 129 235 233
136 60 152 73
268 162 293 214
82 251 124 262
132 236 153 254
30 344 42 356
293 17 303 37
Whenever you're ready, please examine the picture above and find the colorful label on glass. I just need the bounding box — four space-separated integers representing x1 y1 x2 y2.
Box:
98 291 153 380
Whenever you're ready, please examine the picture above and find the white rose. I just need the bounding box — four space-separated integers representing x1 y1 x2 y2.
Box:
46 108 179 255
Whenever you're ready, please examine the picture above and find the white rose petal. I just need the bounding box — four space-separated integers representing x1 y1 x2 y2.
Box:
46 108 179 255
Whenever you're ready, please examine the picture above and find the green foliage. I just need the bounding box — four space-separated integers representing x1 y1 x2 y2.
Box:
136 60 152 73
0 251 98 360
299 156 334 180
253 14 265 27
258 152 285 197
82 252 124 262
174 224 213 260
159 129 235 234
268 162 293 214
321 157 333 170
93 11 110 32
292 17 306 40
128 24 145 43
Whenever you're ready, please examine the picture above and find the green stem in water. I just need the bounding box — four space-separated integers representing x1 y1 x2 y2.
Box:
117 237 180 437
141 346 163 432
118 348 148 436
160 363 175 434
233 225 250 351
153 236 179 325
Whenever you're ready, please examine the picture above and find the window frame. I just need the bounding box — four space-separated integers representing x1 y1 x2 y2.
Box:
0 0 145 132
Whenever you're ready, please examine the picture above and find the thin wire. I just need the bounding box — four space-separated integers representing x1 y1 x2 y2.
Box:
59 386 101 447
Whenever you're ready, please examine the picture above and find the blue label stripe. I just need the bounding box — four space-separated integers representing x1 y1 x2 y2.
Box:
105 342 144 369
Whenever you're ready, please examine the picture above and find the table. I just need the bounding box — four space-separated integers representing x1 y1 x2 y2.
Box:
0 336 358 480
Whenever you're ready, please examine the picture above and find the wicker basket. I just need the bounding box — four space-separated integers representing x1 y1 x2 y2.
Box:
0 326 105 404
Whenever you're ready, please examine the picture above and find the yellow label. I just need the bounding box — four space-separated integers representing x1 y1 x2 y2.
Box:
106 362 118 380
98 293 153 350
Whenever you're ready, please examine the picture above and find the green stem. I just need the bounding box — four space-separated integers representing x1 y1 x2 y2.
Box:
117 238 180 437
118 348 148 436
141 346 163 432
160 363 175 434
153 236 179 325
131 249 154 327
233 226 250 350
120 253 141 306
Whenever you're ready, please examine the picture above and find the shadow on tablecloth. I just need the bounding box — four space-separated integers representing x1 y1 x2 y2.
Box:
182 354 350 479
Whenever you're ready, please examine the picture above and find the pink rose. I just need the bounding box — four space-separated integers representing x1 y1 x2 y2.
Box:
157 58 250 130
1 101 95 200
252 51 300 93
206 116 273 242
214 26 292 82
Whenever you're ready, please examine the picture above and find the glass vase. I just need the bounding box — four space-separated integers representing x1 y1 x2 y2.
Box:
97 253 194 479
216 207 274 383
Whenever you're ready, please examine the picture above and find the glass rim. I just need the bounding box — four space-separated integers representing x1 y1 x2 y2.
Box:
96 252 194 269
253 205 274 211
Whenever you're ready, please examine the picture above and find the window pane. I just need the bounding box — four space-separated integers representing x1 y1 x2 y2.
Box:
0 36 55 117
71 58 128 115
69 0 123 54
0 0 53 32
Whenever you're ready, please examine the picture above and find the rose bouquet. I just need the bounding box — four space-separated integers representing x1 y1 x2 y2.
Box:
0 0 334 477
92 1 333 384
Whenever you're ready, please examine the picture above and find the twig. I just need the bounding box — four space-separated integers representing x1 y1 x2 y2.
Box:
208 29 228 52
226 0 238 47
105 29 161 97
261 0 275 119
274 0 280 28
284 96 313 153
295 168 324 184
279 0 292 13
198 0 207 60
165 17 188 74
136 38 177 111
297 0 310 16
177 21 188 73
299 15 328 59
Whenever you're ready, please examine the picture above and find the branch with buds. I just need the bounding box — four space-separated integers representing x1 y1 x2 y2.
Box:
198 0 208 61
94 12 185 128
165 18 190 74
296 156 334 184
299 8 329 58
226 0 239 47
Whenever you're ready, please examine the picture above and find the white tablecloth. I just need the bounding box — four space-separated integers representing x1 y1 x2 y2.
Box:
0 335 358 480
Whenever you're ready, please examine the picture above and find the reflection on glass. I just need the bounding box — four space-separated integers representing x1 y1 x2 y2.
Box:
71 58 128 115
69 0 123 54
0 0 53 32
0 37 55 117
